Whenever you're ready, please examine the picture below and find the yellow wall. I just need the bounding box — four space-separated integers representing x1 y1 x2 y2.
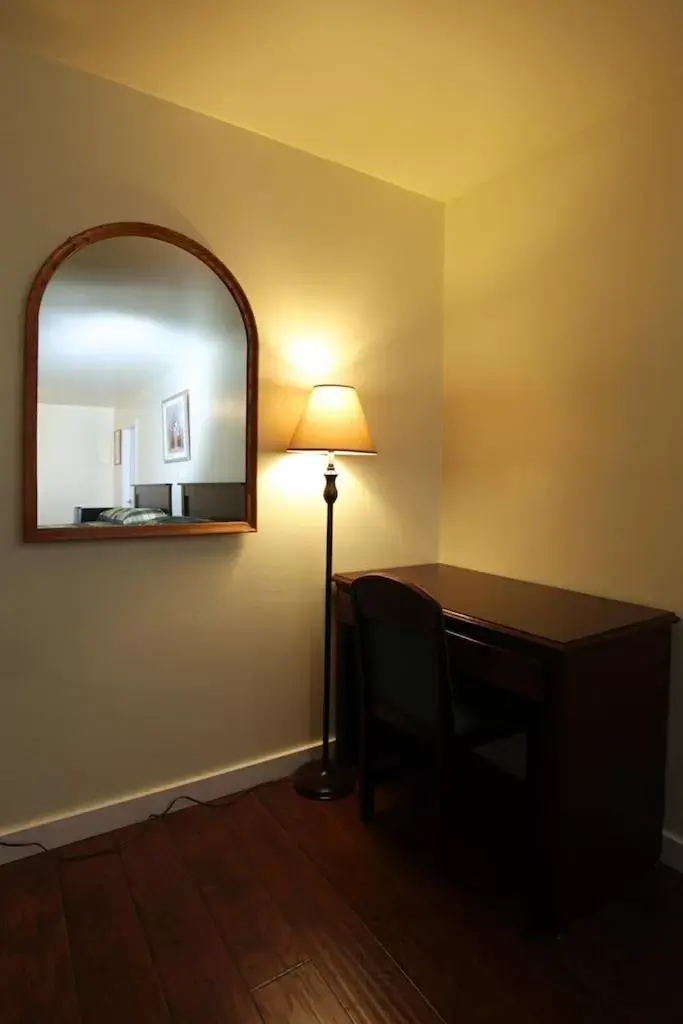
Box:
0 44 443 832
442 81 683 833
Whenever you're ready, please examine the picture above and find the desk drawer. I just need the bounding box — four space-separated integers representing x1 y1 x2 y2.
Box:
447 631 543 700
336 585 542 699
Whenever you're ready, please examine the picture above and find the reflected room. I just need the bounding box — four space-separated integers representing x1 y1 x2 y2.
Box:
33 231 253 533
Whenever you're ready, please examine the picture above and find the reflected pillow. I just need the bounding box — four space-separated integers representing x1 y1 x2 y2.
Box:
98 506 168 525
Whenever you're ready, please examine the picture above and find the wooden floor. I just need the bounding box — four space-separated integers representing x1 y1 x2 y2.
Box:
1 774 683 1023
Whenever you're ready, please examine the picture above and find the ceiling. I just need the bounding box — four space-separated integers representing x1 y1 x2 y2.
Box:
1 0 682 200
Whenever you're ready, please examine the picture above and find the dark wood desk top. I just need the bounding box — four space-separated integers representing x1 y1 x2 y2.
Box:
334 563 678 648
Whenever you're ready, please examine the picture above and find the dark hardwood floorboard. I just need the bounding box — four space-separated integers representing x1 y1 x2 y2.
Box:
260 782 525 1024
0 853 81 1024
115 817 263 1023
57 833 171 1024
254 961 354 1023
166 800 307 990
229 791 444 1024
557 864 683 1024
2 777 683 1024
261 780 618 1024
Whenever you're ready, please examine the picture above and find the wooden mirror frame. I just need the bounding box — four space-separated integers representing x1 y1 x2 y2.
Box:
23 222 258 542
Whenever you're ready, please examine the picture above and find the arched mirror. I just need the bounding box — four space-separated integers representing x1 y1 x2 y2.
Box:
23 223 258 541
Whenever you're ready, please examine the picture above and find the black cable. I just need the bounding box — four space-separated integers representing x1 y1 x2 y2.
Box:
0 785 267 863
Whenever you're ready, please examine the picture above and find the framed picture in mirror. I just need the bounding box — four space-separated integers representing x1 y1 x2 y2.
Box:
23 222 258 541
162 390 190 463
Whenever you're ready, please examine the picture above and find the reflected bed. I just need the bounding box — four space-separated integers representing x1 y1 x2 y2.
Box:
73 482 245 526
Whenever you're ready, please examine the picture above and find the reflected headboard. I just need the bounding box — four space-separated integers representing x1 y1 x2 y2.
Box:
181 483 246 521
134 483 172 513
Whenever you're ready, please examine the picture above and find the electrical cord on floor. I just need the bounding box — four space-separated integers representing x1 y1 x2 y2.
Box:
0 785 270 863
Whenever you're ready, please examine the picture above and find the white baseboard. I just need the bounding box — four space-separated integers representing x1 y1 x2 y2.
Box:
7 743 675 876
661 829 683 874
0 740 323 865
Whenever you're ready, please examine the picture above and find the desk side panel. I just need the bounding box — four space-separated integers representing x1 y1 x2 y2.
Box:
543 624 672 919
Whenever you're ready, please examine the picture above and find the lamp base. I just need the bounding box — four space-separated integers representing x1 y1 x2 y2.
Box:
293 759 355 801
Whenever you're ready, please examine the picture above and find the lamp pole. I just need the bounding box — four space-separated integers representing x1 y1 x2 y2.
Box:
320 453 337 770
294 453 355 799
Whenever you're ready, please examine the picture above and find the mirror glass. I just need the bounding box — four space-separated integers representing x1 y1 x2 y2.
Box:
30 229 256 537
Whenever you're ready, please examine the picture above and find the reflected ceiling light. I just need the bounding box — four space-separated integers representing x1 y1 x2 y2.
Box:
42 312 169 362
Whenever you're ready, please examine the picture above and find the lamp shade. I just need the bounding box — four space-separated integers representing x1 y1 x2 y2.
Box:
287 385 376 455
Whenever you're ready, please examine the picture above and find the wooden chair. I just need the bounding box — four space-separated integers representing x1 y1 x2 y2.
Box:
350 573 534 829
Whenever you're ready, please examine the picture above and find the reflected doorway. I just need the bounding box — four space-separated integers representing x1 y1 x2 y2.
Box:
120 423 137 507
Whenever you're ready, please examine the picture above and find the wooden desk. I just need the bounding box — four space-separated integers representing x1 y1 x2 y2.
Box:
333 562 678 924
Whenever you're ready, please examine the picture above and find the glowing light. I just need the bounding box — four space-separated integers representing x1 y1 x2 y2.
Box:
262 451 324 500
40 311 170 363
282 335 340 387
287 385 375 454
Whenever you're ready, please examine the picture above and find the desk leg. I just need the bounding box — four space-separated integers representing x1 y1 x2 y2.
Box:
334 619 359 767
526 713 553 931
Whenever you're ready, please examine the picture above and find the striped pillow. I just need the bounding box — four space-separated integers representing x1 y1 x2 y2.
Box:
99 506 168 525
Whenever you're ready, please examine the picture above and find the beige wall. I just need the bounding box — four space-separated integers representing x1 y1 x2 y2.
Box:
0 44 443 832
442 81 683 833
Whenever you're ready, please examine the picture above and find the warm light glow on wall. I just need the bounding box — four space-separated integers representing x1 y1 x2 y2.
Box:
262 452 375 521
281 335 340 387
263 451 324 500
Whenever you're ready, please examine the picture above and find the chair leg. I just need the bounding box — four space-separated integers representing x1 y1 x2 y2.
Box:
358 692 375 823
432 760 448 858
359 769 375 823
432 724 454 859
358 741 375 822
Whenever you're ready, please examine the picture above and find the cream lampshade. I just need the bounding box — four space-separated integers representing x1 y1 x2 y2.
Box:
287 385 375 455
287 384 375 802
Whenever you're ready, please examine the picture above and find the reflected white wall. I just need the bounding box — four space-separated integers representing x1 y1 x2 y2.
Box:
115 319 247 490
37 404 115 524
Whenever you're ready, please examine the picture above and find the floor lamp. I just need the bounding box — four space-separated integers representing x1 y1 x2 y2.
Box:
287 385 376 800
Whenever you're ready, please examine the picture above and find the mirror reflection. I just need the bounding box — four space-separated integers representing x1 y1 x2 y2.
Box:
36 234 250 530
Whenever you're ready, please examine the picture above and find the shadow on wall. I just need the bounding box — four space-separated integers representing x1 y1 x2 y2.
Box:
258 379 311 455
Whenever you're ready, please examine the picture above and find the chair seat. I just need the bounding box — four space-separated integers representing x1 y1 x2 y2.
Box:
451 677 533 745
376 675 532 747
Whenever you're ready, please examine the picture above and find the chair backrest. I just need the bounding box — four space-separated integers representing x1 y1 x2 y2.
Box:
350 573 451 735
